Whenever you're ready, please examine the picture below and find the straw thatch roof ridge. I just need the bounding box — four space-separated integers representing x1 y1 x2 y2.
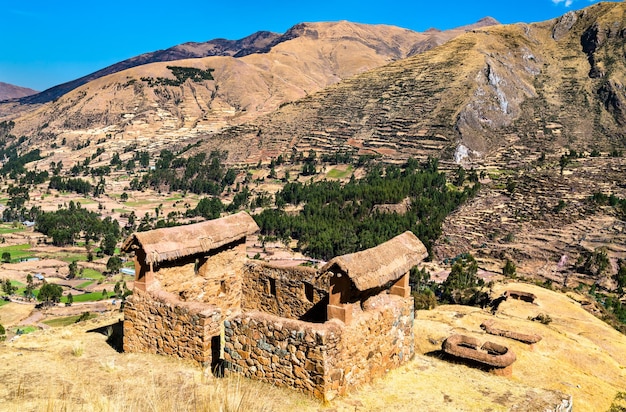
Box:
121 211 259 265
320 231 427 291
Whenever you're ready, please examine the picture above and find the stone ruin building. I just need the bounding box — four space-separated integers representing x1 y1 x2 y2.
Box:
122 211 428 400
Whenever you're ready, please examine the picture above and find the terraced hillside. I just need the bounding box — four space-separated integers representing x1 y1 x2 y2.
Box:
434 155 626 290
0 19 497 157
204 2 626 165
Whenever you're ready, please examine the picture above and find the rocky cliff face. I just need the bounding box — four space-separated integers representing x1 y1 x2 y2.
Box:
196 2 626 165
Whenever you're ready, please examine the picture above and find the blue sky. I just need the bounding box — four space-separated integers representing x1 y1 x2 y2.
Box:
0 0 617 91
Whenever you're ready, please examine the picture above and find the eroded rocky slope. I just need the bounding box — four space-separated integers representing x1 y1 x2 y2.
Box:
201 2 626 165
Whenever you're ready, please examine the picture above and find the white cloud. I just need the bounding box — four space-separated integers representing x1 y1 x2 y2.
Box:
552 0 603 7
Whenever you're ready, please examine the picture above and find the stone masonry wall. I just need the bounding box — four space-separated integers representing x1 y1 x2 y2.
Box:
124 288 222 364
223 311 340 399
242 262 328 320
223 293 414 401
325 293 415 399
154 241 246 316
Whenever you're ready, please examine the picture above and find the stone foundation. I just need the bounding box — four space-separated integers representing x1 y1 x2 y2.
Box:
223 311 338 399
327 294 415 398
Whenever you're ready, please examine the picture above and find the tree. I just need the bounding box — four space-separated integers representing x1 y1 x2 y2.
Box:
38 282 63 303
443 254 479 291
1 252 10 263
114 281 122 298
559 155 570 175
439 254 486 305
68 260 78 279
506 179 517 194
66 292 73 306
101 232 118 256
2 278 17 295
24 274 34 300
615 261 626 295
106 256 123 274
454 166 466 186
102 288 108 299
503 259 517 278
410 266 431 291
0 323 5 341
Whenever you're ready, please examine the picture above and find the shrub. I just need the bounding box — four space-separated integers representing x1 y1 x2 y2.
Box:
76 312 91 323
529 313 552 324
502 259 517 278
413 290 437 310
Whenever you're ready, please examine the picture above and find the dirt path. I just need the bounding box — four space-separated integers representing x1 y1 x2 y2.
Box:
19 310 48 329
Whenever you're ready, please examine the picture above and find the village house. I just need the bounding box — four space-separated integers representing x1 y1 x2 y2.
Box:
122 211 428 400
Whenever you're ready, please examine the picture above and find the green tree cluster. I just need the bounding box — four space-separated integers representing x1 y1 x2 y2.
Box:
48 176 92 195
131 150 236 195
38 282 63 303
254 158 479 260
35 201 120 250
439 254 487 305
2 278 17 295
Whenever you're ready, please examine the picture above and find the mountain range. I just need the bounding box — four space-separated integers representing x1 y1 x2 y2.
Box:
0 17 499 155
0 82 38 101
1 3 625 170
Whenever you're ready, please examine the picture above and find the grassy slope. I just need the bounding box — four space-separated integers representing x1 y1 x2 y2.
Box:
415 282 626 411
0 282 624 410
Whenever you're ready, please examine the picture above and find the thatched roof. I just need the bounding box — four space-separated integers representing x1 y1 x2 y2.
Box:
320 231 427 291
121 211 259 265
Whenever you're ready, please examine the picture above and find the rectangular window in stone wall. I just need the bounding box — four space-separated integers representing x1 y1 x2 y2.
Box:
266 278 277 296
304 282 314 303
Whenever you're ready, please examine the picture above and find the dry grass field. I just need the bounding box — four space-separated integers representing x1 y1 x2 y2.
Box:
1 282 624 411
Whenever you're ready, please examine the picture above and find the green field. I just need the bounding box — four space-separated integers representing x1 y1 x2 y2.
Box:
56 253 87 263
63 292 109 303
0 299 9 307
12 325 38 334
124 200 155 207
0 244 35 262
42 313 97 327
76 280 95 289
326 166 353 179
80 268 104 280
0 224 26 234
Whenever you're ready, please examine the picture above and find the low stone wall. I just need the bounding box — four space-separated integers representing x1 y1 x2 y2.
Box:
124 288 222 364
242 262 328 321
326 294 415 398
224 293 415 400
